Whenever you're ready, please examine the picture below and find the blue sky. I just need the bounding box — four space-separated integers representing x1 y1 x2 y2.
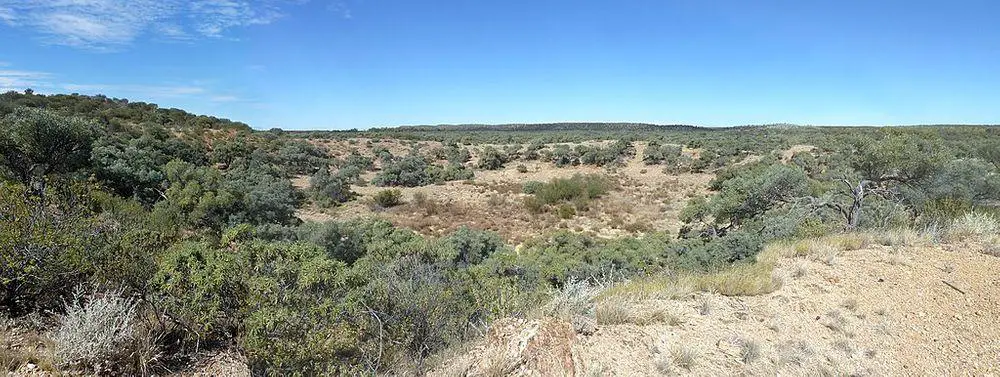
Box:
2 0 999 130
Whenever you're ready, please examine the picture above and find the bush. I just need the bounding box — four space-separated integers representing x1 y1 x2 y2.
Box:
478 146 508 170
945 212 1000 242
309 166 353 207
373 189 403 208
372 156 429 187
533 174 610 205
522 181 544 194
523 196 545 214
427 162 475 184
516 164 529 173
52 288 148 375
557 204 576 219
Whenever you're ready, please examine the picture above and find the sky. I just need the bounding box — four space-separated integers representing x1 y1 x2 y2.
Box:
2 0 1000 130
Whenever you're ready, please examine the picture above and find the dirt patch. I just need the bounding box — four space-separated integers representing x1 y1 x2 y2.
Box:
436 237 1000 375
571 239 1000 375
295 140 713 242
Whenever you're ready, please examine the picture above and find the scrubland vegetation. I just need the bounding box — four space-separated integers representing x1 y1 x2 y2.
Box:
1 91 999 375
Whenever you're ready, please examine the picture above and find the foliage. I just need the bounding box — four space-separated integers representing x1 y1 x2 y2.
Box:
683 163 808 235
52 288 146 375
372 156 431 187
477 146 509 170
309 166 354 207
373 189 403 209
0 107 95 188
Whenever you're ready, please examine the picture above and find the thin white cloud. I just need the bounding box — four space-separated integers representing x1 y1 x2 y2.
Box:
0 63 244 104
62 83 207 98
0 69 52 92
0 1 297 50
0 6 15 23
210 95 241 102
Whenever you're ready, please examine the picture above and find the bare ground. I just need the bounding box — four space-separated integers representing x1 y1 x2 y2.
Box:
295 141 713 242
434 236 1000 376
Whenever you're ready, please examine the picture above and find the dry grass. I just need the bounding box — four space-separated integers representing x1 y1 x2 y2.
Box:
594 301 681 326
600 241 790 301
671 346 699 370
737 338 762 364
51 288 160 376
482 347 524 377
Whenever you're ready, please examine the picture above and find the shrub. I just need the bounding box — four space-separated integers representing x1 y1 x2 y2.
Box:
442 227 506 266
52 288 149 375
427 162 475 184
373 189 403 208
477 146 508 170
523 196 545 214
309 166 353 207
522 181 544 194
945 212 1000 242
532 174 611 206
557 204 576 219
516 164 529 173
372 156 429 187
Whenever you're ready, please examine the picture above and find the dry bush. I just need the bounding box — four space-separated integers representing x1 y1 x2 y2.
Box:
541 278 599 320
0 314 56 373
737 338 762 364
482 347 524 377
671 346 698 370
945 212 1000 243
820 310 853 338
696 295 711 315
870 228 928 247
51 288 159 376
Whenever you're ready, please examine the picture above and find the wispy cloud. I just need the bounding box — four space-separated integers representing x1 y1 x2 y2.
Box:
328 1 353 19
62 83 207 98
210 95 241 102
0 1 298 50
0 69 52 92
0 63 248 105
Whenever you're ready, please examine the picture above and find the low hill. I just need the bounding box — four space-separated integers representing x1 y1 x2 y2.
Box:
0 91 251 133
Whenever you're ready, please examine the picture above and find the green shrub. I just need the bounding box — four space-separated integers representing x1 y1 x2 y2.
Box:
477 146 508 170
427 162 475 183
372 156 429 187
557 204 576 219
373 189 403 208
534 174 610 205
309 166 353 207
522 181 544 194
523 196 545 214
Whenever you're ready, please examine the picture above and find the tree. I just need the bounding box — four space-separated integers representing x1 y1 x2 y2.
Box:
822 132 950 228
0 107 95 193
682 163 808 236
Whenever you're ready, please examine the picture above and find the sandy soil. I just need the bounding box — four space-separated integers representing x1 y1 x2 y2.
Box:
295 140 713 242
436 238 1000 376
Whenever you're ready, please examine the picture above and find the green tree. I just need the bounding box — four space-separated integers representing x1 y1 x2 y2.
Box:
0 107 95 193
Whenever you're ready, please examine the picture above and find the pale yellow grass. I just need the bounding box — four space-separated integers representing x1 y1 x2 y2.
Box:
600 230 930 301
